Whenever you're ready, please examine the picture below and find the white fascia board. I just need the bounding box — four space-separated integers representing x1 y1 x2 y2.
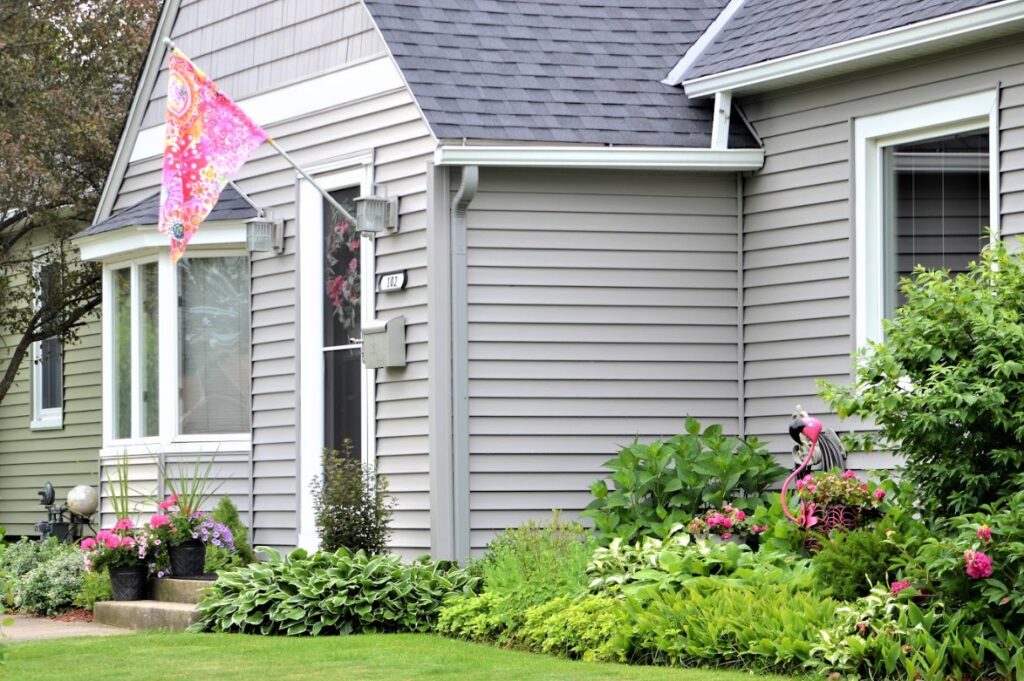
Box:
682 0 1024 98
433 145 765 171
130 56 404 163
77 221 247 262
663 0 746 86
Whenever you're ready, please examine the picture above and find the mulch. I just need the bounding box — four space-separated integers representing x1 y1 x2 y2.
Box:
48 609 94 623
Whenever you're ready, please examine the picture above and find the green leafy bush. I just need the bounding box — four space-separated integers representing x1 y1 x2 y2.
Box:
311 441 394 554
435 591 520 643
622 578 840 674
583 418 786 543
194 546 477 635
519 595 629 662
11 543 84 616
812 523 900 601
74 569 112 610
204 496 255 573
821 240 1024 516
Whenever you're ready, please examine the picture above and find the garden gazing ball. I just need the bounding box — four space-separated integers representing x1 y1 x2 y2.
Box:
67 485 99 517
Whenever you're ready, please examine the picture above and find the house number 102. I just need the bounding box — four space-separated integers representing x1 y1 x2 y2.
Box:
377 271 407 293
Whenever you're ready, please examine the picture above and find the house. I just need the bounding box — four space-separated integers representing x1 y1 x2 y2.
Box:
0 226 100 538
76 0 1024 559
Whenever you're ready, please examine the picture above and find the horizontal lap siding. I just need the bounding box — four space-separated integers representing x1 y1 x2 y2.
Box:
465 169 739 551
741 36 1024 460
0 309 101 537
109 1 432 552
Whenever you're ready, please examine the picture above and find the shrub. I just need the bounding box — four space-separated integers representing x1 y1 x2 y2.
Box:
204 496 255 573
435 591 519 643
194 546 477 635
520 595 629 662
821 240 1024 516
11 544 84 616
583 418 786 543
1 538 81 610
74 569 112 610
311 440 394 554
622 577 840 674
812 523 900 601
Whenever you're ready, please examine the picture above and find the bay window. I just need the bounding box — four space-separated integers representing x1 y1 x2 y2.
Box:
104 251 250 447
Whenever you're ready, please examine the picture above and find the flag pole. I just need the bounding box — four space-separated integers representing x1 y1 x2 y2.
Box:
161 37 359 227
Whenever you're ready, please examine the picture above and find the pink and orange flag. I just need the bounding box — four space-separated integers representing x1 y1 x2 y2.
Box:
159 51 267 262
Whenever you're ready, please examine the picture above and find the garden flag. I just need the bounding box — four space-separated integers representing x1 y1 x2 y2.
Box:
159 50 267 262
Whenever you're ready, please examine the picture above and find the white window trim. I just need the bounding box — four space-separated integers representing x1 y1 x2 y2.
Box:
30 251 63 430
101 245 253 452
854 89 1000 347
297 153 376 551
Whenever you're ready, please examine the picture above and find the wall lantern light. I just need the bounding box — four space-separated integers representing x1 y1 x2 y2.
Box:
355 194 399 235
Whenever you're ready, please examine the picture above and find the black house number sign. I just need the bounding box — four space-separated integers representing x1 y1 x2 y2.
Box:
377 271 407 293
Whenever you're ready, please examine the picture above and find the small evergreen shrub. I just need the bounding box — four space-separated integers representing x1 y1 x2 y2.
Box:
812 523 899 601
822 240 1024 516
583 418 786 543
194 546 477 635
204 496 255 573
311 440 394 554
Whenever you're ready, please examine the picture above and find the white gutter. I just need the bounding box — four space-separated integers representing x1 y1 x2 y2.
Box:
433 145 764 171
682 0 1024 98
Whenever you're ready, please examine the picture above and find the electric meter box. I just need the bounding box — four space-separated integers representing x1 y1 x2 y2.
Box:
362 316 406 369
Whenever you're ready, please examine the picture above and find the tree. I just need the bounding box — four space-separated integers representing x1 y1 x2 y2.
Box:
0 0 160 405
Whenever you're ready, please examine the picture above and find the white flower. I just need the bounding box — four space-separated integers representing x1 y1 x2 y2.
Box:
896 375 915 393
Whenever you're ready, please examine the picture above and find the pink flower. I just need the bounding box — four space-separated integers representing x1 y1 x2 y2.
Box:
80 538 96 551
722 518 733 529
149 513 170 528
113 518 134 531
798 502 819 529
721 533 732 540
96 529 112 541
121 536 136 548
860 483 869 491
874 488 886 501
842 470 856 479
103 534 121 549
735 510 746 521
157 494 179 511
977 525 992 542
891 580 912 595
964 549 993 579
750 525 766 535
795 480 804 490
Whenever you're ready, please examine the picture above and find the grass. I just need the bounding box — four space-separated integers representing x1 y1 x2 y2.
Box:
5 632 794 681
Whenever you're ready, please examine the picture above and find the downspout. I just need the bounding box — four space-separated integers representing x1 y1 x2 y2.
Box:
450 165 478 562
736 173 746 438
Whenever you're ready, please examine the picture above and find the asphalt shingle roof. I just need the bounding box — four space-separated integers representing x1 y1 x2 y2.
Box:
76 185 258 238
365 0 758 148
687 0 1005 79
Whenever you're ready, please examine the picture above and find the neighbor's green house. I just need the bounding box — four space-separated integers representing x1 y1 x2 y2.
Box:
0 226 100 538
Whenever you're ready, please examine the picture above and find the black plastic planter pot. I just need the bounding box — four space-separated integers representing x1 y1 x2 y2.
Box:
169 539 207 577
110 564 148 601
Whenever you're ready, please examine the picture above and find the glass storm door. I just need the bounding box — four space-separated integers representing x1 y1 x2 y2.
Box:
322 188 364 456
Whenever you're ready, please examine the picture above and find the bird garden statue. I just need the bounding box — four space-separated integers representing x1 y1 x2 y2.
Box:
788 406 847 473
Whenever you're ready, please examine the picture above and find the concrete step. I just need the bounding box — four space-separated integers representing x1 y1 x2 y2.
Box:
94 600 200 632
149 578 214 604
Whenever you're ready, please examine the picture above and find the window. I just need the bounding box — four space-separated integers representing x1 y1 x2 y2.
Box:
854 90 999 345
105 252 249 445
31 260 63 430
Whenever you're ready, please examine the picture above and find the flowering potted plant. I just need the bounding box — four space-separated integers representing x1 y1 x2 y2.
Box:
687 504 766 543
149 458 222 577
81 518 150 600
795 470 886 549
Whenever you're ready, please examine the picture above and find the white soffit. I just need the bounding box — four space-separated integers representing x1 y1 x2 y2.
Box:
433 145 765 171
682 0 1024 98
77 221 247 262
129 55 405 163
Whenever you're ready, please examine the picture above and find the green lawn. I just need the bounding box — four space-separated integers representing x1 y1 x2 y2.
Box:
5 632 794 681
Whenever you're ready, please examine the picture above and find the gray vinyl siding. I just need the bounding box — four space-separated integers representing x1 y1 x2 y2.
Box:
463 168 740 551
107 0 433 552
0 231 101 538
739 35 1024 460
139 0 384 129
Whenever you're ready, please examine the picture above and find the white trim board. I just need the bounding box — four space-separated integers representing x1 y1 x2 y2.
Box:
128 56 404 163
853 89 1000 348
663 0 746 85
433 145 765 170
77 221 248 262
681 0 1024 96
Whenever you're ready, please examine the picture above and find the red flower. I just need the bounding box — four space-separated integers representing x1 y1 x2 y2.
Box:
964 549 993 579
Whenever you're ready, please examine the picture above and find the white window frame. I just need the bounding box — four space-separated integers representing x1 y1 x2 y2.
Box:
99 245 252 458
297 152 376 550
854 89 1000 347
30 251 63 430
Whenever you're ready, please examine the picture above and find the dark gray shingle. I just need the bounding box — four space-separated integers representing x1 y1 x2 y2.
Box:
76 185 258 239
365 0 758 148
687 0 1005 79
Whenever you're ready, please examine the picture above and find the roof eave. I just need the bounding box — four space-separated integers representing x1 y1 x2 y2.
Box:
434 145 765 171
682 0 1024 98
76 220 249 262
